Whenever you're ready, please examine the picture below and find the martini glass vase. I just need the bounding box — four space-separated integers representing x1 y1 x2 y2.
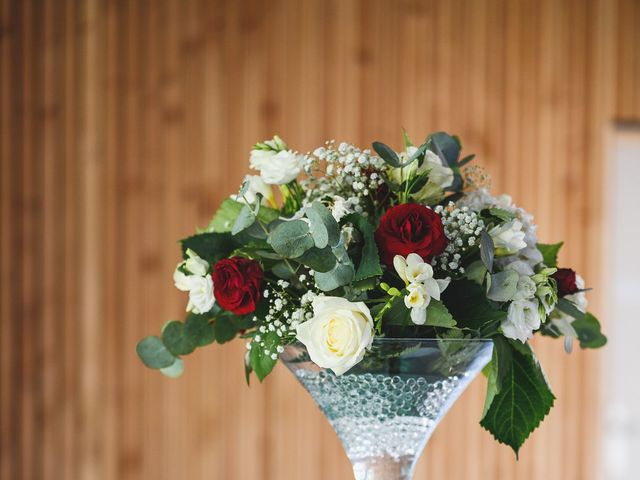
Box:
281 338 493 480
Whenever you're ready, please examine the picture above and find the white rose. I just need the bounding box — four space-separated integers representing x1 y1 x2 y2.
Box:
249 149 276 169
233 174 275 206
296 296 374 375
489 220 527 255
187 274 215 314
424 150 454 189
251 149 303 185
501 298 541 343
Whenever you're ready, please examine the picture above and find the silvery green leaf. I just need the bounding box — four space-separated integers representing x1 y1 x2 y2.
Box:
136 336 178 369
268 220 314 258
160 358 184 378
480 230 495 272
556 297 586 321
314 262 355 291
238 180 250 197
486 270 519 302
372 141 401 167
466 260 487 285
232 205 256 235
306 201 340 248
297 246 337 273
272 261 295 279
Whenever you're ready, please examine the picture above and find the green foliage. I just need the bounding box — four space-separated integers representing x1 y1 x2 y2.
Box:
572 312 607 348
249 332 280 381
181 232 238 265
345 214 383 282
486 270 519 302
184 313 216 347
425 300 456 328
480 230 495 272
136 336 179 369
297 246 337 273
428 131 461 168
459 154 476 167
306 201 340 249
485 207 516 223
537 242 564 267
268 220 315 258
160 358 184 378
556 297 586 320
204 199 278 234
441 279 507 335
162 320 197 356
465 260 487 285
481 340 555 456
372 141 401 167
232 205 257 235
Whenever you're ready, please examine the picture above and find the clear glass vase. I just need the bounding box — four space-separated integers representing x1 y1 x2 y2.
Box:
281 338 493 480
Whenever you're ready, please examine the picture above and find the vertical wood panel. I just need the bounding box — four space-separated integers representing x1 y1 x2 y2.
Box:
1 0 638 479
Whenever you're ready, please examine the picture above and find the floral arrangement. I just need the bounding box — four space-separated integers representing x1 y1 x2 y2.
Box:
137 132 606 454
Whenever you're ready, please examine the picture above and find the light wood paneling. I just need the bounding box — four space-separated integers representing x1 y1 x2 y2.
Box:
1 0 638 479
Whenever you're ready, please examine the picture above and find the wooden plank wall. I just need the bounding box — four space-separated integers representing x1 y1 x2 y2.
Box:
1 0 638 479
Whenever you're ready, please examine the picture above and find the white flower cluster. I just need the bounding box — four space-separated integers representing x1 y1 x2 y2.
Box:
302 140 386 210
250 276 317 360
433 203 485 275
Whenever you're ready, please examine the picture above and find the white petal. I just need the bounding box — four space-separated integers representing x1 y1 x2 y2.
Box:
410 307 427 325
423 278 441 301
393 255 408 282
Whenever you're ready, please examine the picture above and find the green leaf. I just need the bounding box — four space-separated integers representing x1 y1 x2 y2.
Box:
486 270 519 302
572 312 607 348
204 199 278 234
297 246 337 273
268 220 315 258
181 232 238 265
249 332 280 381
345 214 383 282
480 341 555 456
372 141 401 167
214 314 242 343
428 132 461 168
402 129 414 148
537 242 564 267
306 201 340 248
459 154 476 167
314 244 355 291
183 313 216 347
556 297 586 321
160 358 184 378
466 260 487 285
272 261 295 279
425 300 456 328
441 279 507 334
232 205 256 235
161 320 197 356
481 337 512 418
136 336 178 369
486 208 516 222
480 230 495 273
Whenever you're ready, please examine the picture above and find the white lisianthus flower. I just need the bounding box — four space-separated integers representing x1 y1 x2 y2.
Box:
233 174 275 206
502 298 541 343
424 150 454 189
251 149 304 185
504 260 537 301
296 296 374 375
173 266 194 291
489 220 527 255
184 249 209 277
187 274 215 314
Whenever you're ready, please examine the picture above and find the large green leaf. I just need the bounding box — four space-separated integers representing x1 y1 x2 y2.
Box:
268 220 315 258
249 332 280 381
180 232 238 264
183 313 216 347
537 242 563 267
344 214 383 282
572 312 607 348
480 341 555 456
425 300 456 328
161 320 197 356
204 198 279 234
441 279 506 334
136 336 178 369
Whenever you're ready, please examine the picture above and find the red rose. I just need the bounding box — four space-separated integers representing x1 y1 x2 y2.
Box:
552 268 578 296
213 257 264 315
374 203 448 267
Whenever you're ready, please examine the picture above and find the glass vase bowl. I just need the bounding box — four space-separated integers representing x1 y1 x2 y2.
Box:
281 338 493 480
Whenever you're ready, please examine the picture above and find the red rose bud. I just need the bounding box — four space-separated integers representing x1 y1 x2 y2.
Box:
552 268 578 296
374 203 448 267
213 257 264 315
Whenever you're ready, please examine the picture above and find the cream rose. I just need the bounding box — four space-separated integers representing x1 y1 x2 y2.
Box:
296 296 374 375
250 149 303 185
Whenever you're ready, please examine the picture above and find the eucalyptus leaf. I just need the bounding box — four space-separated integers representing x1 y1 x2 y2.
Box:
269 220 314 258
183 313 216 347
557 297 586 321
480 230 495 272
136 336 178 369
306 201 340 248
486 270 519 302
161 320 197 356
160 358 184 378
372 141 401 167
459 154 476 167
572 312 607 348
232 205 256 235
297 246 337 273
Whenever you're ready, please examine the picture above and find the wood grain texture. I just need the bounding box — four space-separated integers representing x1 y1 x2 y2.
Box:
1 0 638 479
